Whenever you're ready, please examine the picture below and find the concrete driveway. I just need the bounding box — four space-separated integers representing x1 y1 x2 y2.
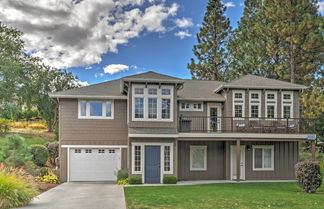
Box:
21 183 126 209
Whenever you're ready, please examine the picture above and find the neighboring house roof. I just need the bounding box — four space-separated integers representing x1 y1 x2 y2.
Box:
214 74 307 93
178 80 225 101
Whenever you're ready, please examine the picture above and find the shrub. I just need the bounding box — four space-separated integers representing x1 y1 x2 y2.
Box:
35 173 59 184
54 127 59 140
163 176 177 184
24 161 40 177
117 178 129 185
0 164 38 209
0 118 10 134
0 134 32 167
129 176 142 184
39 167 49 177
9 121 29 129
117 169 128 180
28 123 47 130
44 142 59 166
30 145 49 166
295 161 322 193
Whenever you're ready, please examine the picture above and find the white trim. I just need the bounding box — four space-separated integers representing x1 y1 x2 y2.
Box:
232 90 245 118
178 133 310 139
61 145 128 148
49 94 127 99
252 145 274 171
249 90 261 119
230 145 245 180
131 142 174 184
128 134 179 138
190 145 207 171
179 102 204 112
281 91 294 118
67 147 70 182
207 103 222 131
265 91 278 118
132 84 174 122
214 85 307 93
178 98 226 102
78 100 114 119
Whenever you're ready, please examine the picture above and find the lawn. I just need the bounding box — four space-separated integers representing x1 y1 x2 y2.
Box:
124 182 324 209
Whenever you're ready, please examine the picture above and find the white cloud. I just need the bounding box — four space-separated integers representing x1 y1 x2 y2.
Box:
174 30 192 39
318 1 324 12
0 0 179 69
94 72 104 78
75 80 89 86
224 1 235 8
175 17 193 28
104 64 129 74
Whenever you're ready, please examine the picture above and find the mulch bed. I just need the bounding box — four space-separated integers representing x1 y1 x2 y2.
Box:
36 182 59 193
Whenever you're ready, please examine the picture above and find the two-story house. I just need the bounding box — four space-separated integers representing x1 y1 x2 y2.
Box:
50 71 315 183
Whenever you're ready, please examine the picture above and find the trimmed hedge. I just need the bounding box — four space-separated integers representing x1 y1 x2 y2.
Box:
30 145 49 166
117 169 128 181
163 176 177 184
129 176 142 184
295 161 322 193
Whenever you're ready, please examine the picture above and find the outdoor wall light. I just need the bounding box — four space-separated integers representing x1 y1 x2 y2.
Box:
247 145 251 151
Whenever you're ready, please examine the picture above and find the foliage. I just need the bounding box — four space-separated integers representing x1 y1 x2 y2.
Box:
54 127 59 140
163 176 177 184
28 122 47 130
30 144 49 166
188 0 231 81
0 118 10 134
24 161 40 177
0 164 38 209
39 167 49 177
295 161 322 193
35 173 59 184
129 176 142 184
117 178 129 185
117 169 129 181
0 134 32 167
44 142 59 165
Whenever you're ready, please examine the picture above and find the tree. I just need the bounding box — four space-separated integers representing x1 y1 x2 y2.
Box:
188 0 231 81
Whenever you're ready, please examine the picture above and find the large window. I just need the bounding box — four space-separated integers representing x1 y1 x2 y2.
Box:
250 105 259 118
132 84 173 121
249 91 261 119
234 105 243 118
233 90 245 118
190 146 207 171
253 145 274 170
281 91 293 118
78 100 114 119
265 91 277 118
283 105 292 118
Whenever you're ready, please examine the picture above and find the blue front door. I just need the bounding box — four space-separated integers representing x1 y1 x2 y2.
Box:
145 146 161 183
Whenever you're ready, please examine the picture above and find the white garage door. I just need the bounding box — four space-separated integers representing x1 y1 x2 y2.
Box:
69 148 120 181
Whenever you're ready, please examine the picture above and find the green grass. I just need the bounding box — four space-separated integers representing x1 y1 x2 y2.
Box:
0 133 56 146
124 183 324 209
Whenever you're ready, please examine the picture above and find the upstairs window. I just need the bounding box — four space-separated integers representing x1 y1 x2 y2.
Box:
249 91 261 119
79 100 114 119
281 91 293 118
180 102 203 111
265 91 277 118
233 90 245 118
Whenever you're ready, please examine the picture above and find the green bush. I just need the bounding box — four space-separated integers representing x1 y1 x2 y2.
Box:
0 118 10 134
24 161 40 177
30 145 49 166
117 178 129 185
129 176 142 184
39 167 49 177
117 169 128 180
163 176 177 184
0 103 23 120
0 165 38 209
0 134 32 167
295 161 322 193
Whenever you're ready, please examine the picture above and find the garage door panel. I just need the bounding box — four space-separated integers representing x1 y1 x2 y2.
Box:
70 148 120 181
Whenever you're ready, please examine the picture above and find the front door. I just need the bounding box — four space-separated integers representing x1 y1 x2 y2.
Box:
145 146 161 183
230 146 245 180
208 105 221 132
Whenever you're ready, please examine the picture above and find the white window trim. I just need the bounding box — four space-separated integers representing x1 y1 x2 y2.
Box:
265 91 277 118
190 145 207 171
131 142 174 183
207 103 222 131
232 90 245 119
252 145 274 171
249 90 261 120
78 100 114 119
132 84 174 122
282 91 293 103
179 102 204 112
281 91 294 118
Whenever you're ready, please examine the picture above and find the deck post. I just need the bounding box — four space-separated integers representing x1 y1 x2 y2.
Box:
311 140 316 162
236 139 240 182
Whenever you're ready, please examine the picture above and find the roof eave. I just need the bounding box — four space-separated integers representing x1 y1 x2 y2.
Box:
177 97 226 102
48 94 127 99
122 78 184 84
214 85 308 92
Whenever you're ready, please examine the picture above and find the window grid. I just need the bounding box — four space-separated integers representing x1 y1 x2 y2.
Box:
75 149 81 153
108 149 115 153
251 105 259 118
267 105 275 118
162 99 171 119
134 98 144 118
164 146 171 172
148 98 157 119
85 149 92 153
283 106 291 118
234 105 243 118
98 149 105 154
134 146 141 172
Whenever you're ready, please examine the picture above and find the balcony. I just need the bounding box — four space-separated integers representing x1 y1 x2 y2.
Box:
178 116 316 134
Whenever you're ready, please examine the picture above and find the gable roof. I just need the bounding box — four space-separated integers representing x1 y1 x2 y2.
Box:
215 74 307 92
122 71 183 83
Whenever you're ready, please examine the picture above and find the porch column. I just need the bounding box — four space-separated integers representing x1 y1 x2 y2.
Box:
236 139 240 182
311 140 316 161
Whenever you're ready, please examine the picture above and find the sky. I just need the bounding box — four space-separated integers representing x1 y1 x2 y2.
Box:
0 0 323 86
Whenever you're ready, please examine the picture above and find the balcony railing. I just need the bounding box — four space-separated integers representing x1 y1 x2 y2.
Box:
178 115 316 134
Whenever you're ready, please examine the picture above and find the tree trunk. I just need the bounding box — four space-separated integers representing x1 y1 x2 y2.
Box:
290 41 296 84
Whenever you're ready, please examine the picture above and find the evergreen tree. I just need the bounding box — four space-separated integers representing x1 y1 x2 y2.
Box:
188 0 231 81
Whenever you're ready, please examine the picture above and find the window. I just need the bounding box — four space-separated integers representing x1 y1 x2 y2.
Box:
233 90 245 118
134 146 141 172
85 149 92 153
180 102 203 111
162 99 171 119
234 105 243 118
148 98 157 119
267 105 275 118
283 94 291 100
98 149 105 153
164 146 171 172
253 146 274 170
190 146 207 171
251 105 259 118
79 100 114 119
132 85 173 121
283 105 292 118
74 149 81 153
134 98 144 118
281 91 293 118
251 93 259 99
267 94 275 100
108 149 115 153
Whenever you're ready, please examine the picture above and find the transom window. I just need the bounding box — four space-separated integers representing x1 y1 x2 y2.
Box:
132 84 173 121
190 146 207 171
108 149 115 154
85 149 92 153
74 149 81 153
267 94 275 100
253 146 274 170
98 149 105 153
251 93 259 99
180 102 203 111
234 93 243 99
79 100 114 119
283 94 291 100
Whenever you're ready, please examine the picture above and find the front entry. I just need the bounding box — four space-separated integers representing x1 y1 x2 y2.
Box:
230 145 245 180
145 146 161 183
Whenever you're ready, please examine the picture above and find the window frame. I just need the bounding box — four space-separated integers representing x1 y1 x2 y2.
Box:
252 145 274 171
232 90 245 119
265 91 277 118
190 145 207 171
78 100 114 119
281 91 293 119
249 90 261 119
179 102 204 112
